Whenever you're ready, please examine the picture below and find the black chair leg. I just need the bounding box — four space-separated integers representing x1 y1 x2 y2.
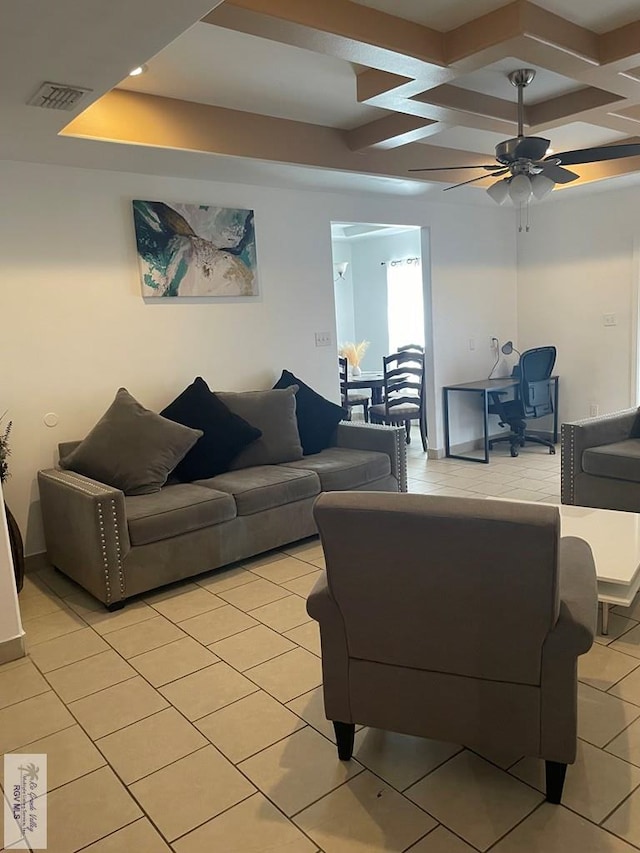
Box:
545 760 567 804
405 421 411 444
333 721 355 760
363 401 369 423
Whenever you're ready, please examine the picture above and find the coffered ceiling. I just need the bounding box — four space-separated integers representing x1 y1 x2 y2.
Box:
6 1 640 198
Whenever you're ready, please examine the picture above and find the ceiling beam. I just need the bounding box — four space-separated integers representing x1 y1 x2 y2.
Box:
346 114 444 151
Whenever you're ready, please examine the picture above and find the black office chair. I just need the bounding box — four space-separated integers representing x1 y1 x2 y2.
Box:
488 346 557 458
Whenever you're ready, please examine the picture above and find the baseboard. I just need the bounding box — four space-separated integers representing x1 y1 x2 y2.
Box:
24 552 50 574
0 632 26 665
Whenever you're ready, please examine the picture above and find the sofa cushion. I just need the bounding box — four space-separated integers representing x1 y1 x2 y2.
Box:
583 439 640 483
273 369 347 455
60 388 202 495
218 387 303 469
125 483 236 546
281 447 391 491
196 466 320 515
161 377 262 481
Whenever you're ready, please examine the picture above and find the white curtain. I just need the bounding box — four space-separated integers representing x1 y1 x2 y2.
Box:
386 258 425 354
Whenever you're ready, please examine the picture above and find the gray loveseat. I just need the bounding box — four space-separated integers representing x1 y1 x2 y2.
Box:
38 422 406 609
561 407 640 512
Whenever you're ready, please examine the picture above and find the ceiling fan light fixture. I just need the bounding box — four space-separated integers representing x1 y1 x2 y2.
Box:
486 179 510 205
509 174 533 204
531 174 555 200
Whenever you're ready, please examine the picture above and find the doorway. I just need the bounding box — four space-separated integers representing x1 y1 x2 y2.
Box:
331 223 426 372
331 222 434 448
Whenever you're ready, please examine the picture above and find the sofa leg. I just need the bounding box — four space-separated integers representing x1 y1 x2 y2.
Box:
333 721 355 761
106 600 126 612
545 761 567 804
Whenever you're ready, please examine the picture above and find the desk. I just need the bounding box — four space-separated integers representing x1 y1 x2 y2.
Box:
346 371 384 405
443 376 559 463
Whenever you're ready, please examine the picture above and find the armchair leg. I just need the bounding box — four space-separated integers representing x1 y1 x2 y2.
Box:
106 600 126 612
545 761 567 804
333 721 355 760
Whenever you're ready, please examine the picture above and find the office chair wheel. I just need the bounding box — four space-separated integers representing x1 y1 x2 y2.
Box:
549 447 556 455
510 446 519 458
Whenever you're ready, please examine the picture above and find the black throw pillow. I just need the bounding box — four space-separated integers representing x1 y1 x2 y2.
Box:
273 370 347 455
161 377 262 481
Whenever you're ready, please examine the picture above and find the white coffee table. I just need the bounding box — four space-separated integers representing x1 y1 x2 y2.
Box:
559 505 640 635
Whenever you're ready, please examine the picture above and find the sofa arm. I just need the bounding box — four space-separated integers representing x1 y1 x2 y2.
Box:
561 408 639 504
333 422 407 492
539 536 597 763
307 572 352 723
37 469 131 606
554 536 597 653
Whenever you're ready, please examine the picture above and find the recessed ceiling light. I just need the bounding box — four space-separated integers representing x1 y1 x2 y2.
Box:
128 65 147 77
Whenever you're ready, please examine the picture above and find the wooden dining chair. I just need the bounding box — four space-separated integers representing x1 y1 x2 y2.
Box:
369 351 427 450
397 343 425 353
338 357 370 422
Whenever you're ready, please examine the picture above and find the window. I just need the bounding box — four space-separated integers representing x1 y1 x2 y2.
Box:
386 258 425 354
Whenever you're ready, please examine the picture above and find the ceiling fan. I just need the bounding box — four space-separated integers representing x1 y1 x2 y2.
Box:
409 68 640 205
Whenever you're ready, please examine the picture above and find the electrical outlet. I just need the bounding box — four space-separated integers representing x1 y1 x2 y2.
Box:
603 313 617 327
468 338 475 351
315 331 331 347
590 404 599 417
489 336 499 350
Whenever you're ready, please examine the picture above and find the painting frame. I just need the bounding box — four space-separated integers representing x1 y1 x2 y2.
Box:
132 199 259 299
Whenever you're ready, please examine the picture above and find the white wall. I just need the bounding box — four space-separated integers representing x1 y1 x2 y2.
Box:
0 160 517 554
331 241 355 345
517 185 640 423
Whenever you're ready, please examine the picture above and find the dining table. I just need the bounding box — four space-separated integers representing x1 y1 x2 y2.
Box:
345 371 384 405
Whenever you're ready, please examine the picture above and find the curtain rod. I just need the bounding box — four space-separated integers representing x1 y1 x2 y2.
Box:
380 257 420 266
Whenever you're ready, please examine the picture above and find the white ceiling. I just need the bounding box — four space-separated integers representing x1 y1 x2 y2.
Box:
353 0 640 33
3 0 640 204
119 23 384 129
352 0 511 31
453 58 582 104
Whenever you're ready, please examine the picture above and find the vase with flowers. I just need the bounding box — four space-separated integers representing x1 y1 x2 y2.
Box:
1 413 24 593
339 340 370 377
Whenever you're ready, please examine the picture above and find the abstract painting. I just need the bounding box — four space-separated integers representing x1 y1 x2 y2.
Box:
132 200 258 297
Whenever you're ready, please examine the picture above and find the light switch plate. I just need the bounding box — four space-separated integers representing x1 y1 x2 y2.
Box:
315 331 331 347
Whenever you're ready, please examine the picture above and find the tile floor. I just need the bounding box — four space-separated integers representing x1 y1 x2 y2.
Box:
3 443 640 851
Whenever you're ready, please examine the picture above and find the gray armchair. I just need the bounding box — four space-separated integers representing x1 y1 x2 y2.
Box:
562 408 640 512
308 492 597 804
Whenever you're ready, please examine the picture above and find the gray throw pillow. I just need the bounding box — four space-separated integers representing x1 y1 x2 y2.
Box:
60 388 203 495
218 386 303 469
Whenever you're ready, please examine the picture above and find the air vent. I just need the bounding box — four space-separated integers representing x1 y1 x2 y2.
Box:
28 82 93 111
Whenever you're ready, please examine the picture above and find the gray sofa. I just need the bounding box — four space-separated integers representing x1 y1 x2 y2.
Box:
561 407 640 512
38 422 406 609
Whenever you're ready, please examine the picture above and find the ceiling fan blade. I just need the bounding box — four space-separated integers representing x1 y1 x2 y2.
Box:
551 143 640 166
513 137 551 161
443 169 509 191
539 163 579 184
408 164 503 172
